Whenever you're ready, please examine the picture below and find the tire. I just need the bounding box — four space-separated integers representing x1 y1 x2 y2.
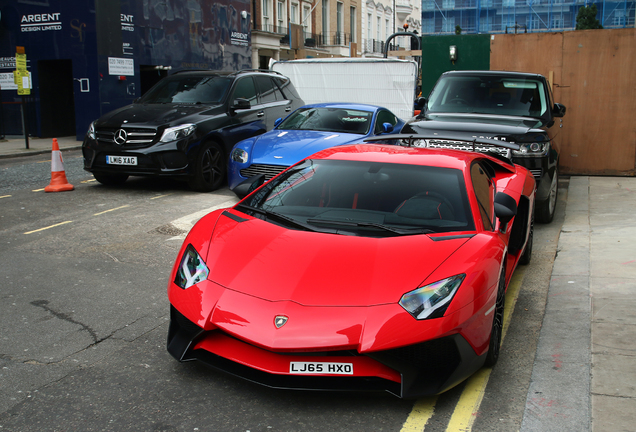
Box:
536 168 558 223
518 216 533 265
484 269 506 367
188 142 225 192
93 172 129 186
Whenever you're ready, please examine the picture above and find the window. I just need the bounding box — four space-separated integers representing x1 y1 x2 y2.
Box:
441 16 455 32
443 0 455 9
374 110 398 134
337 2 343 44
255 76 277 103
350 6 356 43
278 1 286 29
231 77 258 104
376 16 381 41
263 0 271 28
303 5 311 32
322 0 329 37
291 2 298 23
367 13 373 39
470 162 494 230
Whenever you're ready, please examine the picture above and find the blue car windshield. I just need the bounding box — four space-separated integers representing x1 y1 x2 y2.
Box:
278 107 373 135
138 75 231 104
239 158 475 236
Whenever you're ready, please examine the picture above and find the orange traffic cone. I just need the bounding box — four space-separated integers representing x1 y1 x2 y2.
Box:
44 138 74 192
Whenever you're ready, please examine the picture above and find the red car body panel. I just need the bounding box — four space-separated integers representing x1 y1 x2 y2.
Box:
167 144 536 397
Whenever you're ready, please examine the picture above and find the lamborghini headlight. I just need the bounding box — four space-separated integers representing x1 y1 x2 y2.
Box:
512 142 549 157
174 244 209 289
231 148 249 163
160 123 196 142
399 274 465 320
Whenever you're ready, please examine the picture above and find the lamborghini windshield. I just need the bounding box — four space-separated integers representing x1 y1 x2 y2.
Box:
238 159 474 236
427 74 548 119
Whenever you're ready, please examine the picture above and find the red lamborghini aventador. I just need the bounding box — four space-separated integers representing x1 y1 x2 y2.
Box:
167 140 535 398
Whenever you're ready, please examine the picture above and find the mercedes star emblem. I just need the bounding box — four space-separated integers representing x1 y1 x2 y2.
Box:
274 315 288 328
114 129 128 145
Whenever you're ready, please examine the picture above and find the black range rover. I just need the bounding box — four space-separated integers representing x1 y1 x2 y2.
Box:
82 69 304 191
405 70 566 223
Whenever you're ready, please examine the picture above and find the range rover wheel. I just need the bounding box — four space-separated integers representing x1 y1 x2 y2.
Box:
536 168 558 223
93 172 129 186
484 269 506 368
188 142 225 192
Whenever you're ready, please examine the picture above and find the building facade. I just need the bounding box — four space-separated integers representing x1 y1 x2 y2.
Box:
361 0 421 56
0 0 251 140
420 0 635 34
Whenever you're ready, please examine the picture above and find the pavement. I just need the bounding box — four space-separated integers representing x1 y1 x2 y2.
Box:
1 136 634 431
0 135 82 159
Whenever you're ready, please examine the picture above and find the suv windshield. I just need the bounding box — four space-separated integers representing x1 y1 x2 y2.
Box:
278 107 373 134
428 74 548 118
239 158 474 236
138 75 232 104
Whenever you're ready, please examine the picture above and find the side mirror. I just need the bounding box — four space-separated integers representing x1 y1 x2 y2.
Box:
382 122 394 133
274 117 283 128
414 97 427 110
552 103 566 118
232 174 265 199
232 98 251 111
494 192 517 226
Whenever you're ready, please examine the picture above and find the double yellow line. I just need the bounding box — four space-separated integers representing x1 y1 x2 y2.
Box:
400 268 526 431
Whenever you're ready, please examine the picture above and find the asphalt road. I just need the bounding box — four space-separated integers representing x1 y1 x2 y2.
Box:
0 150 565 432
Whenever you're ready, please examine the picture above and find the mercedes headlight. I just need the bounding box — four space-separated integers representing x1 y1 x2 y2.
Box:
87 121 96 140
399 275 465 320
174 244 209 289
231 148 249 163
160 124 196 142
512 142 549 157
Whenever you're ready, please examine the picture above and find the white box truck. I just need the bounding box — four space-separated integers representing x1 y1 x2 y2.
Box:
271 58 419 120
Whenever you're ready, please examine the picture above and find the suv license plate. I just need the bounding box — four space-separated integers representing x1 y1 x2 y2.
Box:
289 362 353 375
107 156 137 166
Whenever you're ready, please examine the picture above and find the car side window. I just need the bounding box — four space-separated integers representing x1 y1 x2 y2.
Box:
470 162 494 230
255 76 277 103
231 77 258 104
374 110 398 134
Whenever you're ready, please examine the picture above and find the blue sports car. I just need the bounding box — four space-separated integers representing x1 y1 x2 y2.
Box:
228 103 405 191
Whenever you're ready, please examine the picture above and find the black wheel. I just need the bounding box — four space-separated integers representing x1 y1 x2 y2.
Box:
188 142 225 192
484 269 506 367
536 168 558 223
93 172 129 186
518 216 533 265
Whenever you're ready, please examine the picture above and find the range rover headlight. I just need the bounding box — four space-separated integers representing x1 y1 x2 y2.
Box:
231 148 249 163
160 124 196 143
174 244 209 290
512 142 549 157
399 275 465 320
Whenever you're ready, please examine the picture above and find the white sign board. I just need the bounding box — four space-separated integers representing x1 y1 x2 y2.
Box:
0 72 32 91
108 57 134 76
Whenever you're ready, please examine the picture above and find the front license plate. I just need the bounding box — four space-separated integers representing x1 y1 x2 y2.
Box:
106 155 137 166
289 362 353 375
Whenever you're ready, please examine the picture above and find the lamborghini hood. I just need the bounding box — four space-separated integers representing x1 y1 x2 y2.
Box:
203 211 472 307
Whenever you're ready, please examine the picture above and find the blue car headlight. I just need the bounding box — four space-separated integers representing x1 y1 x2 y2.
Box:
399 274 465 320
160 124 196 143
174 244 209 289
231 148 249 163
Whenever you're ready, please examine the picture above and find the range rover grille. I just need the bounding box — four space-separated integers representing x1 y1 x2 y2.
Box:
424 139 511 158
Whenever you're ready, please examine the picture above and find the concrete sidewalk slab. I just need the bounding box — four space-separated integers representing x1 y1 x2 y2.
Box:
0 135 81 159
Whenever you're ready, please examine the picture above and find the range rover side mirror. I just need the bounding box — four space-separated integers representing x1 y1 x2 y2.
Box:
552 103 566 118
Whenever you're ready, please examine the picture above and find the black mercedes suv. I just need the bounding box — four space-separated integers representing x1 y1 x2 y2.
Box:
82 69 304 191
406 70 566 223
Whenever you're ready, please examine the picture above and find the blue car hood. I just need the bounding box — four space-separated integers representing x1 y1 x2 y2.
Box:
250 129 364 166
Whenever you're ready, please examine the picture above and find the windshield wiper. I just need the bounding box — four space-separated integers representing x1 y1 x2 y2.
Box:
306 218 434 235
235 204 332 233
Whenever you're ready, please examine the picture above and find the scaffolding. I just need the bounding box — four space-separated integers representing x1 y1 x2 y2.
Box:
421 0 635 34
